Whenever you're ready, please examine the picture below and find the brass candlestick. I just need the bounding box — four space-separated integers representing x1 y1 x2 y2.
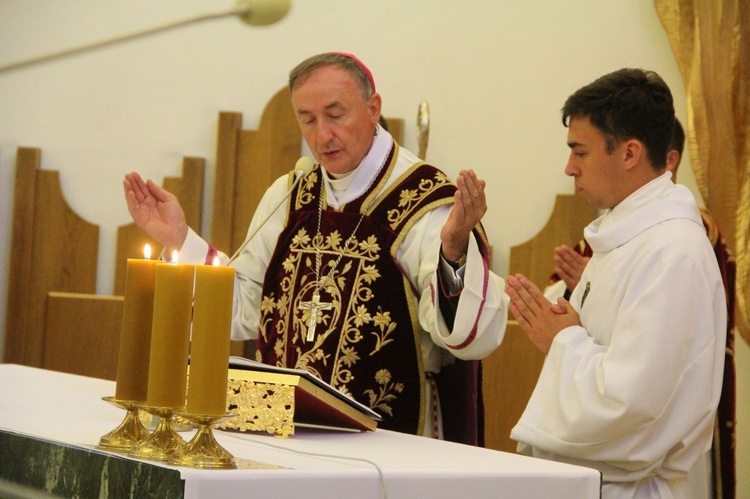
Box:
129 405 187 461
169 412 236 469
98 396 150 452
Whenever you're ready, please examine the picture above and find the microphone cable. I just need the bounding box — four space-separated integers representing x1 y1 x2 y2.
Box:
226 157 315 265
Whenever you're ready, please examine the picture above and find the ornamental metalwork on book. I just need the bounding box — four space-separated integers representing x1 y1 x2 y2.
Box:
218 378 296 438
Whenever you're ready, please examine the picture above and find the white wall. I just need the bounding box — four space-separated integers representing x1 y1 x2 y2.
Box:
0 1 745 495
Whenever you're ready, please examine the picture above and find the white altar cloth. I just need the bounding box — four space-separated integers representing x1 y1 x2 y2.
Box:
0 364 601 498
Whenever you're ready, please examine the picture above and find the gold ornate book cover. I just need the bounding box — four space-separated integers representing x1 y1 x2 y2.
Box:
226 357 381 433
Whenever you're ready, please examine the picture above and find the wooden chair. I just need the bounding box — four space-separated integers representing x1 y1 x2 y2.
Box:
482 193 597 453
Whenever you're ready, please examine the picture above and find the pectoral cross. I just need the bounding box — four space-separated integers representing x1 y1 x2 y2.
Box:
299 290 332 342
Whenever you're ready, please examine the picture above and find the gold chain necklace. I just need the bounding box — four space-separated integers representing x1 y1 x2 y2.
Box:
298 178 370 342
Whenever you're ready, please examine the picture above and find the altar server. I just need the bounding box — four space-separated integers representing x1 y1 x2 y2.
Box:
506 68 726 498
544 117 737 497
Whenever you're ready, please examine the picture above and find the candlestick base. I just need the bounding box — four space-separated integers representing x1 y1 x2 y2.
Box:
169 412 237 469
129 405 187 461
98 396 150 452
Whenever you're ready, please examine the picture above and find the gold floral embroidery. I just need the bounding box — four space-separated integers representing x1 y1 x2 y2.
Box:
352 304 372 327
273 338 284 359
386 171 450 229
260 295 276 315
364 369 404 417
259 294 276 344
326 230 343 249
359 235 381 254
294 171 318 209
258 166 453 421
371 308 397 354
399 188 419 207
291 228 311 248
262 220 404 417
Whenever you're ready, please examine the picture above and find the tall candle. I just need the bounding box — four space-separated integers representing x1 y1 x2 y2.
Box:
146 254 195 409
187 260 236 415
115 245 157 402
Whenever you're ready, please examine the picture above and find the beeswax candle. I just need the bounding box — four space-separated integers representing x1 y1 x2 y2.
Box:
186 260 236 415
146 255 195 409
115 245 157 402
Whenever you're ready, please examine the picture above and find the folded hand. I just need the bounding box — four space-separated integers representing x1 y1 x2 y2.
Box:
506 273 580 354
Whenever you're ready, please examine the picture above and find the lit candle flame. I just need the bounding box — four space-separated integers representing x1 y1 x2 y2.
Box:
171 250 179 264
144 244 152 260
212 256 220 267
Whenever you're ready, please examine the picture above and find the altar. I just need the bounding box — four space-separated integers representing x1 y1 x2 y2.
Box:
0 364 601 498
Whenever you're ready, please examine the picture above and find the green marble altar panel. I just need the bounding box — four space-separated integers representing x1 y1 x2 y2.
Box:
0 430 184 498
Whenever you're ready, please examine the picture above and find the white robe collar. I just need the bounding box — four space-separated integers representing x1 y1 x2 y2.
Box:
585 171 703 253
321 124 393 209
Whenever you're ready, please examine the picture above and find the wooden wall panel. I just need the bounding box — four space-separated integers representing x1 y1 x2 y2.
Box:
230 87 302 254
384 117 404 144
4 148 99 366
4 146 204 374
233 129 265 253
212 89 300 357
166 156 205 237
211 111 243 253
4 148 40 365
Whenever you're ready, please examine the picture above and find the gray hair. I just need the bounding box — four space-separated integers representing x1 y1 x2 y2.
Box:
288 53 374 100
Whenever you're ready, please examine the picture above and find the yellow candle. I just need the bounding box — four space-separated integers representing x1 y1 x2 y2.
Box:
146 256 195 409
115 246 157 402
187 260 236 415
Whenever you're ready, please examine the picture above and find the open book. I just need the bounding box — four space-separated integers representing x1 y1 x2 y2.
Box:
228 356 381 432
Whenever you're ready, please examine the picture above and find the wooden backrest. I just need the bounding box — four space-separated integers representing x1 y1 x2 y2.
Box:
482 193 597 453
212 88 303 255
4 148 99 367
3 147 204 377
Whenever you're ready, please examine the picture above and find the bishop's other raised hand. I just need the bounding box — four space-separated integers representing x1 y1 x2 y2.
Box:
123 171 188 252
440 169 487 262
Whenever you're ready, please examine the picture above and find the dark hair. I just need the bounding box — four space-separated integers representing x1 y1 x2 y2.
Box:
289 53 374 100
562 68 675 170
670 117 685 154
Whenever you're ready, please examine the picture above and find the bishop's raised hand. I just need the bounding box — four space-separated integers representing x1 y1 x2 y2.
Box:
440 169 487 261
123 171 189 252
